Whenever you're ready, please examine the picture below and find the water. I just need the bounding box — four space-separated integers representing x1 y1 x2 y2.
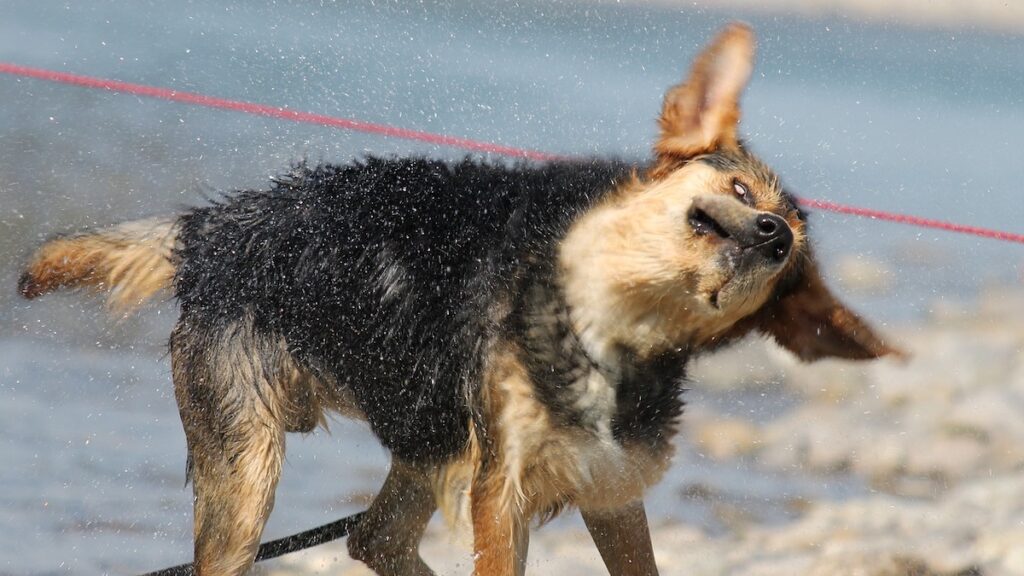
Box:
0 337 383 574
2 0 1023 573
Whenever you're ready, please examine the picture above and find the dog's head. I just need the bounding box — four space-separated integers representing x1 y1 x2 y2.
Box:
562 23 899 362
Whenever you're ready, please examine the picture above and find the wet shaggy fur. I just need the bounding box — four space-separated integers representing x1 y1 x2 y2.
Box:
174 157 634 464
20 23 901 576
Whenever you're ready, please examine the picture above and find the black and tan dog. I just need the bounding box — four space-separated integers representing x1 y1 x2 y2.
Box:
19 23 897 576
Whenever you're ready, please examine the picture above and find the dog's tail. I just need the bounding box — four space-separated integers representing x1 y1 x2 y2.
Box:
19 217 179 313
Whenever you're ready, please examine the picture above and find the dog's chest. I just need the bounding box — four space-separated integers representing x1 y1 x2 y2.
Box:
512 279 688 446
482 342 683 513
491 277 688 513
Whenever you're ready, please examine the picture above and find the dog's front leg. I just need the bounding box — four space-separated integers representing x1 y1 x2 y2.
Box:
347 458 437 576
471 468 530 576
582 500 659 576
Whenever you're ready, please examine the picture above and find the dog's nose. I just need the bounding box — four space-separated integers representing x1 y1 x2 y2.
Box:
753 213 792 262
756 213 781 236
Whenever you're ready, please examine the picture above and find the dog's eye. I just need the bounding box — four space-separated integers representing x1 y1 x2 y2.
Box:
732 179 753 205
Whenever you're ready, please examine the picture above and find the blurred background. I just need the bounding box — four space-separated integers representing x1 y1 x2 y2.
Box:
2 1 1023 574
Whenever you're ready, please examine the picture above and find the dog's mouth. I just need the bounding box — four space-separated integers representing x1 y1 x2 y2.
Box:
688 207 732 240
689 196 793 263
707 261 737 310
688 203 792 261
708 287 723 309
688 200 795 311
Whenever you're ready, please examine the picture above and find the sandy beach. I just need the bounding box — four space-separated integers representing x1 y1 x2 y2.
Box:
256 284 1024 576
615 0 1024 34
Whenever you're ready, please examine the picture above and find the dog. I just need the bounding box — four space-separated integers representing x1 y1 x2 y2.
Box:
19 23 898 576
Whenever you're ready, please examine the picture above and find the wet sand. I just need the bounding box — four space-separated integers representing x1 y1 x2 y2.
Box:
262 285 1024 575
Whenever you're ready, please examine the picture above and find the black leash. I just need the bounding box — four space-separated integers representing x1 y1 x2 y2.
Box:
140 511 364 576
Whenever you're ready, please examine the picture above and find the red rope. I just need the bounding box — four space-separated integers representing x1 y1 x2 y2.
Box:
798 199 1024 244
0 63 560 162
2 61 1022 245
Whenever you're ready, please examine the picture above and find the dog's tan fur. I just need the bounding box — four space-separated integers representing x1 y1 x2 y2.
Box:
560 162 808 361
468 343 674 517
19 217 177 312
169 316 287 574
654 23 754 170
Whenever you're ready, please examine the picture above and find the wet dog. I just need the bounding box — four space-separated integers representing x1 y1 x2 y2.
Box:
20 23 897 576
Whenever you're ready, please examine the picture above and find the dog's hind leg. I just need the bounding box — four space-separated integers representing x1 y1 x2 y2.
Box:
171 318 287 576
347 458 437 575
581 500 659 576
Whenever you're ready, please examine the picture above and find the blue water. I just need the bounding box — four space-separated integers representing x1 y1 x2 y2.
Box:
2 0 1023 573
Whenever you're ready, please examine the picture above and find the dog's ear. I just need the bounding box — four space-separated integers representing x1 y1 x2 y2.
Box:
656 22 755 160
759 261 903 362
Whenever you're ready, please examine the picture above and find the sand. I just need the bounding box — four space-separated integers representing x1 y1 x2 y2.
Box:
612 0 1024 34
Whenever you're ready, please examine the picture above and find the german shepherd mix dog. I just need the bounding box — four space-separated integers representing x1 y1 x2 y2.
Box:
20 24 896 576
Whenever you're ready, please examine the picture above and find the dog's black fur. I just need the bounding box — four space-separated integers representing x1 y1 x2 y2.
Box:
175 156 632 463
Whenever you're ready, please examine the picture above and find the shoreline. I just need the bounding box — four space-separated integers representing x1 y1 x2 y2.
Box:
607 0 1024 35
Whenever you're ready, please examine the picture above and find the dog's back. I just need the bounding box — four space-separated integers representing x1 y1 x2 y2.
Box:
23 156 633 462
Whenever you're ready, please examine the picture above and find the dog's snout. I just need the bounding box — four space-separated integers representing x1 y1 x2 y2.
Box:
753 212 792 262
688 196 793 263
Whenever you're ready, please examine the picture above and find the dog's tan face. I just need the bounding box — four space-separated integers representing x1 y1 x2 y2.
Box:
625 152 805 324
685 156 803 313
562 23 898 362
